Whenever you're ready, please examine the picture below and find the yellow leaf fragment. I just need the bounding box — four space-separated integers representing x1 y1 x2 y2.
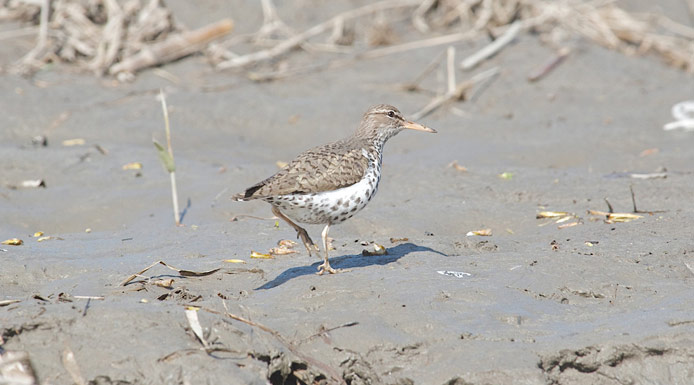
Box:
537 211 569 219
2 238 23 246
33 231 44 237
276 161 288 169
85 228 92 233
250 251 274 259
140 299 149 303
467 228 492 236
499 172 514 180
122 162 143 170
224 259 246 264
62 138 86 146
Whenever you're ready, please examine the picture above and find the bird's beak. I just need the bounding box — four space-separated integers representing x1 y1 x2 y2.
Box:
402 120 437 133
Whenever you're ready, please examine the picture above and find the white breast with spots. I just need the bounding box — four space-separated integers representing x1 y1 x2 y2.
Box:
268 150 382 224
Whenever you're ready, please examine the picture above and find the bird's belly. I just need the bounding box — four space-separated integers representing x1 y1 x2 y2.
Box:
270 170 380 225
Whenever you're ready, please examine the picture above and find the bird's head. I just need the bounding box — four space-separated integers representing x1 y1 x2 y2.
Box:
355 104 436 143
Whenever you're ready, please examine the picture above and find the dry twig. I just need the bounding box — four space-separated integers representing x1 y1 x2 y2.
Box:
110 18 233 77
217 0 421 69
410 66 500 120
197 303 347 385
528 47 570 82
461 20 522 70
155 90 181 226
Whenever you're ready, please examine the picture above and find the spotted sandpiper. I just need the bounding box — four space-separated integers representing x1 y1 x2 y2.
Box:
232 104 436 274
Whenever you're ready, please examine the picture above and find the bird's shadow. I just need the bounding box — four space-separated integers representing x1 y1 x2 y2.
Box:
255 242 446 290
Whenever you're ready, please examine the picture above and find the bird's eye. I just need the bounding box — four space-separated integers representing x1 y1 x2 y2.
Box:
387 111 395 118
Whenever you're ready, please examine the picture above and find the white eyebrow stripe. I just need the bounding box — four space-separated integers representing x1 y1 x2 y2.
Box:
370 108 401 116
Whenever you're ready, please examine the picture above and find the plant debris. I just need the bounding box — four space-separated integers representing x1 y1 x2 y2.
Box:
0 299 21 307
184 307 208 348
122 162 143 170
154 90 181 226
62 138 86 146
250 251 273 259
528 47 570 82
437 270 471 278
536 210 582 228
6 0 232 77
362 243 387 256
61 347 85 385
36 236 64 242
13 180 46 189
151 278 174 288
466 228 492 236
663 100 694 131
269 239 299 255
557 221 580 229
119 260 221 286
0 351 38 385
537 211 570 219
1 238 23 246
588 210 643 223
447 160 468 172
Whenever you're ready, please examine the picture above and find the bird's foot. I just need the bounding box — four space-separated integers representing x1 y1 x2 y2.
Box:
316 261 338 275
296 229 319 257
300 239 320 257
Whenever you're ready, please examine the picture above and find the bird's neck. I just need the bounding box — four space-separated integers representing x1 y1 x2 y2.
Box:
356 131 393 151
366 143 385 174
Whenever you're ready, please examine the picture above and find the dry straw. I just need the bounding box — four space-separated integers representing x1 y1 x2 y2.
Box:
2 0 692 76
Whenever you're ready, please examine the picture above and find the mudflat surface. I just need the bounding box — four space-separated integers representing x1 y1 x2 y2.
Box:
2 1 694 384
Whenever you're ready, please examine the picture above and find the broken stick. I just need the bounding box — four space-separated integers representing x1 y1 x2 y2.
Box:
110 18 233 76
410 66 500 120
461 20 522 70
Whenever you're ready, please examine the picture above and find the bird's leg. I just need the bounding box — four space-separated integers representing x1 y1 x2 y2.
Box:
317 223 338 275
271 206 318 256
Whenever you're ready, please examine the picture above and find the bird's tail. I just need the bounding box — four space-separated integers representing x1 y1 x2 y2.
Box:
232 182 265 202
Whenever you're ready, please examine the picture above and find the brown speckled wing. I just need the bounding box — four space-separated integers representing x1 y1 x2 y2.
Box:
234 139 369 200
